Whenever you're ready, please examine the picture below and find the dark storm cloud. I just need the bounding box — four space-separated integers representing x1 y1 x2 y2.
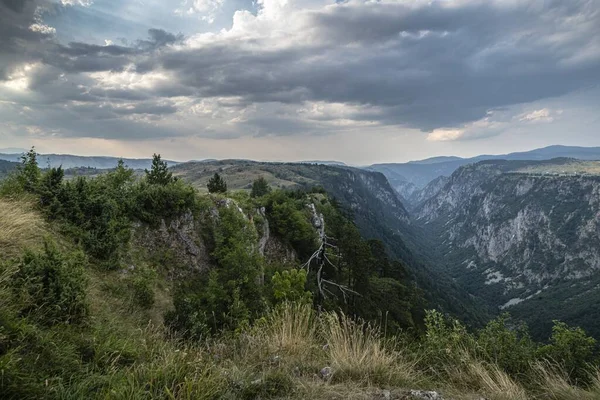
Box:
2 0 600 140
144 0 600 131
0 0 52 79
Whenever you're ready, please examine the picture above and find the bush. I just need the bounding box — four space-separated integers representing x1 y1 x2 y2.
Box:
267 194 317 259
132 179 197 225
476 314 537 377
52 167 134 268
421 309 475 367
537 321 597 384
271 269 311 304
11 241 89 325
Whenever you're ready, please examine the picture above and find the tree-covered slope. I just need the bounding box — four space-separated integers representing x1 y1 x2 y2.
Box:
173 160 489 327
0 152 179 170
0 159 17 179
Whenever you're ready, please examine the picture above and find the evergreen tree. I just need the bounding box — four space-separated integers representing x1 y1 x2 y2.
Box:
251 177 271 197
145 154 173 185
39 166 64 216
207 172 227 193
18 147 41 192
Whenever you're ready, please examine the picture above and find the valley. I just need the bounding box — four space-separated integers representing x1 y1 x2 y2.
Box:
410 159 600 338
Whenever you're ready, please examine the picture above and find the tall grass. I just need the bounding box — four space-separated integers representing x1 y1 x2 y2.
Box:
321 312 419 386
534 362 600 400
265 302 317 359
0 198 45 257
466 361 529 400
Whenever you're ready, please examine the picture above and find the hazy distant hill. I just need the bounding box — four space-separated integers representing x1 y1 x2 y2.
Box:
0 153 179 170
0 148 28 154
369 145 600 198
297 160 347 166
0 160 17 179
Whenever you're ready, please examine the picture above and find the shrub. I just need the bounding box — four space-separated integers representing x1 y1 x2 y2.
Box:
476 314 537 377
11 241 89 325
271 269 311 305
267 195 317 259
537 321 597 384
421 309 475 367
128 267 157 309
132 179 197 225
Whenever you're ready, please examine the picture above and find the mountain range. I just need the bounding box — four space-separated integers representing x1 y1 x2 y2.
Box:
368 145 600 199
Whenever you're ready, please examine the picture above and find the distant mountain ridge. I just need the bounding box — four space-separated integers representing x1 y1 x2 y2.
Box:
0 153 180 170
368 145 600 199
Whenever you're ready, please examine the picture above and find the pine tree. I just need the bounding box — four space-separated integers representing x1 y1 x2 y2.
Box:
145 153 173 185
207 172 227 193
18 147 41 192
251 177 271 197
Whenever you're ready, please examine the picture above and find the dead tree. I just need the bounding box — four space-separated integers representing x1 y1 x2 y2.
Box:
301 204 359 303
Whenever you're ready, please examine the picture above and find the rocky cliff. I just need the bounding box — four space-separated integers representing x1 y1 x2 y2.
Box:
414 159 600 337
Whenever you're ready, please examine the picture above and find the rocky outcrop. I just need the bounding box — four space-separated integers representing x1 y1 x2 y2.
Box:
133 211 211 276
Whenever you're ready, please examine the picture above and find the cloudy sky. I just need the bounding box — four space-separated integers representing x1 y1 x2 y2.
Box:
1 0 599 164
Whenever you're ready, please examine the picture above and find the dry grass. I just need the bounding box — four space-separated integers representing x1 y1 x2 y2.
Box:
467 361 529 400
534 362 600 400
321 312 419 386
265 302 318 359
0 198 46 258
441 349 528 400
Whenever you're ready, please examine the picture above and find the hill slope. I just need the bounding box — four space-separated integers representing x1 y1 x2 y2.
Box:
3 154 600 399
0 159 17 179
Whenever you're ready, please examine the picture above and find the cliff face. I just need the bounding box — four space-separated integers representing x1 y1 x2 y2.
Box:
406 175 450 210
414 160 600 337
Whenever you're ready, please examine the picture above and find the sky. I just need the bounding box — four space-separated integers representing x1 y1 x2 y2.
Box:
0 0 599 165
